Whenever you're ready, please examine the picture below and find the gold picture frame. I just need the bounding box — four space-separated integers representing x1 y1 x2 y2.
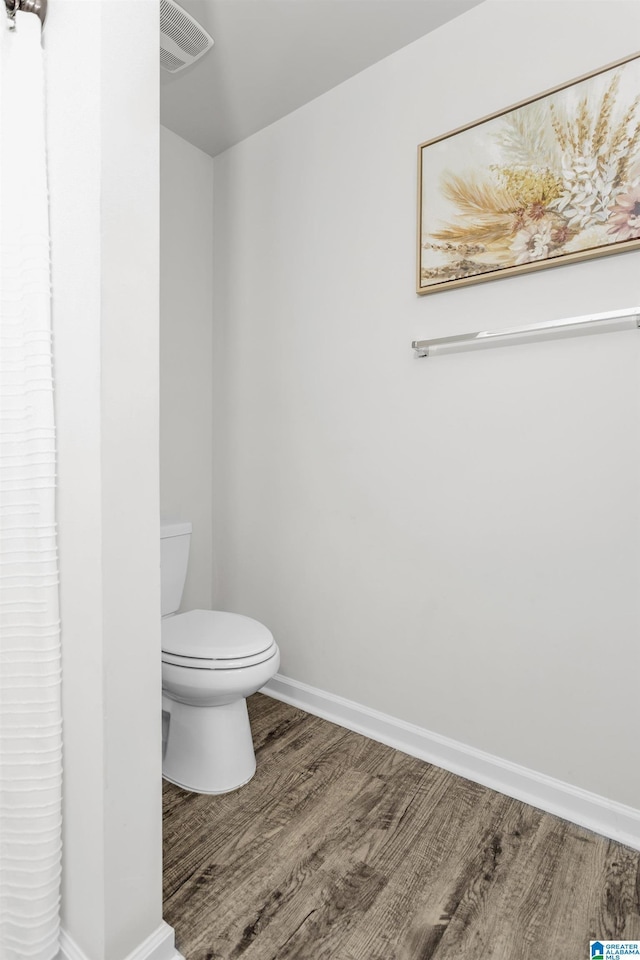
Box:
417 52 640 296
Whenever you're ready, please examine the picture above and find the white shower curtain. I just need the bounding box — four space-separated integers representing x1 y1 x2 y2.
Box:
0 11 62 960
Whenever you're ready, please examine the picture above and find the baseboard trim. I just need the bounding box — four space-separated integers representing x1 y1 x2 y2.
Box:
59 921 184 960
58 930 87 960
262 673 640 852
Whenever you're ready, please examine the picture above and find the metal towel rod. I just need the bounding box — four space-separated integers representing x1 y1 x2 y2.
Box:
5 0 46 29
412 307 640 358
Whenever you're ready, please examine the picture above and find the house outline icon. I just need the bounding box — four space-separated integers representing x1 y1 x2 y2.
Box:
592 944 604 959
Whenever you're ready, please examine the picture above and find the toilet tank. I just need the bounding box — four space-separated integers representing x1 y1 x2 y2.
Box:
160 521 192 616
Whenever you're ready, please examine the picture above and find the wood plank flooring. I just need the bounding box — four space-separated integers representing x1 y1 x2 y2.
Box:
163 694 640 960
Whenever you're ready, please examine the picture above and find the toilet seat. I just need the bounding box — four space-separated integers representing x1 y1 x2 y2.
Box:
161 609 277 671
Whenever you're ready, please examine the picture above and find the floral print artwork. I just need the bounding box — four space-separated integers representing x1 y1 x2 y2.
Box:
418 56 640 293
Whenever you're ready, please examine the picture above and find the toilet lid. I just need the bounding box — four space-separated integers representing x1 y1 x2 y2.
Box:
161 609 275 662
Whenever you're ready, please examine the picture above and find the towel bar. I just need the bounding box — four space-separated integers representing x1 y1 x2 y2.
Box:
412 308 640 358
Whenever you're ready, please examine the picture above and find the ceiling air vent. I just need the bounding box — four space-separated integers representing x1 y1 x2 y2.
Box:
160 0 214 74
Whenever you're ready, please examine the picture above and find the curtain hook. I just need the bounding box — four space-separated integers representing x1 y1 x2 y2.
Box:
6 0 19 31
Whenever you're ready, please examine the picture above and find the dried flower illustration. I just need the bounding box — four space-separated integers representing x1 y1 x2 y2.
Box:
511 219 555 264
607 184 640 240
420 57 640 289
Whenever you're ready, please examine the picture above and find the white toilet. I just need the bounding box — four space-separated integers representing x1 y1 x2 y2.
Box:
160 521 280 794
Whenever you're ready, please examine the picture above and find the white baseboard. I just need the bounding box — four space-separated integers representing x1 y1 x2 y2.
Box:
59 921 184 960
262 673 640 852
58 930 87 960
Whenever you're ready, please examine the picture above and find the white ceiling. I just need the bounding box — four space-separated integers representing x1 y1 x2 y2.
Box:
160 0 483 157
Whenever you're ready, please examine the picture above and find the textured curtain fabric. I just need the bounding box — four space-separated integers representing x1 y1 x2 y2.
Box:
0 11 62 960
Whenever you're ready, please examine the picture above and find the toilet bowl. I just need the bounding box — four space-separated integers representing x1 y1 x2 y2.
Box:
160 524 280 794
161 609 280 794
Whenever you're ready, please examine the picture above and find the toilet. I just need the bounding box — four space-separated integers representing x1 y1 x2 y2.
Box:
160 521 280 794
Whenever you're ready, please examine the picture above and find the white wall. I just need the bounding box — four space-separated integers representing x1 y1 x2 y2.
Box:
212 1 640 809
47 2 164 957
160 127 214 611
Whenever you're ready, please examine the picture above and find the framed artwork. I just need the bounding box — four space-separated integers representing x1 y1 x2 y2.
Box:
417 53 640 295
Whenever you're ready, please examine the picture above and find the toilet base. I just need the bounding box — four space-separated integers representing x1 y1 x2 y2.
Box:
162 696 257 794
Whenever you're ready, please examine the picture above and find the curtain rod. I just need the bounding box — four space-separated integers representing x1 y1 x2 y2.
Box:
5 0 47 28
412 307 640 358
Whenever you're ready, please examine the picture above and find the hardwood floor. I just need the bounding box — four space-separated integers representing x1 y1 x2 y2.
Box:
163 694 640 960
